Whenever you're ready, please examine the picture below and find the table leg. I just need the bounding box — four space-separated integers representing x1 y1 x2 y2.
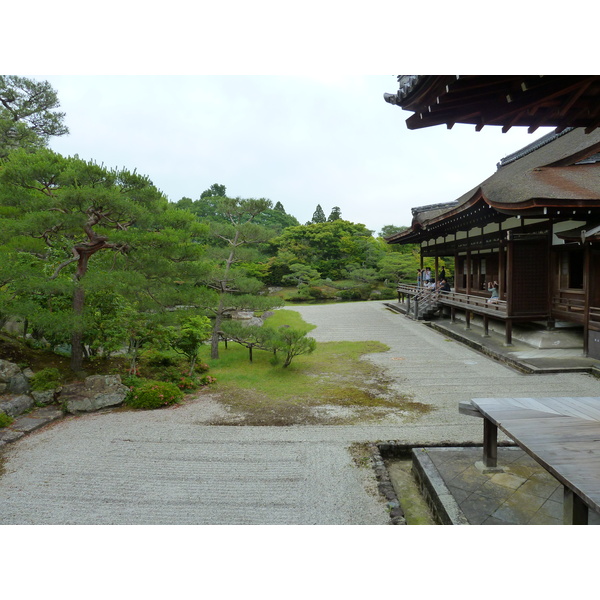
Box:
563 488 588 525
483 418 498 468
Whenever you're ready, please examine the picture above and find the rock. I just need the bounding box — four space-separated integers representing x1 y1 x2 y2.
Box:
0 394 35 417
246 317 264 327
61 375 129 414
0 360 21 382
0 360 31 395
232 310 254 320
31 389 60 406
7 372 30 394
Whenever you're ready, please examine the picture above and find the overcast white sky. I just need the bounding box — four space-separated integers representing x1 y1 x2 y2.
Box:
8 2 593 238
38 74 555 235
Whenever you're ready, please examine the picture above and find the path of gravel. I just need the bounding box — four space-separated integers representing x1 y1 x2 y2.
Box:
1 301 599 524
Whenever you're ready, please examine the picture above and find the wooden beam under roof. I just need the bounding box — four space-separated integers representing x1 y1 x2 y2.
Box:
387 75 600 133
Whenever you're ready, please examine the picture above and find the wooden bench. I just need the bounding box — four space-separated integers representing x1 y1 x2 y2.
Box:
460 397 600 524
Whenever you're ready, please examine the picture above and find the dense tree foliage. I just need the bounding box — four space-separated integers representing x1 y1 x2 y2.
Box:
270 220 381 281
379 224 407 239
196 196 284 359
0 148 210 370
0 76 68 158
0 77 436 377
176 190 299 234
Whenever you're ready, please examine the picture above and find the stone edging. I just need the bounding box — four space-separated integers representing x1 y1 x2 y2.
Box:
368 442 406 525
0 407 65 449
371 441 518 525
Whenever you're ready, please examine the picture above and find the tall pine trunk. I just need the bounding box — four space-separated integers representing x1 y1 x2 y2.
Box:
210 232 239 360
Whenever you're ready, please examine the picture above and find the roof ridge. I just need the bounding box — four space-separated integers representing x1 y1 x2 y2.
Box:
496 128 575 169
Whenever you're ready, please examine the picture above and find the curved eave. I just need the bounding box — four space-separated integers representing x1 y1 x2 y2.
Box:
488 198 600 217
387 193 497 244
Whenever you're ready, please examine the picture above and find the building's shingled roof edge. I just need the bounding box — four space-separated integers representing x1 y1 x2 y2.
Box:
496 127 575 169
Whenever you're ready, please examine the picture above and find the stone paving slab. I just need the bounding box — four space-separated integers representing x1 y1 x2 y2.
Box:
417 446 600 525
10 409 63 433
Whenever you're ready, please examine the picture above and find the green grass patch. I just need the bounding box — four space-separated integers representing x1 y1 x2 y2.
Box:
261 308 316 332
198 309 430 425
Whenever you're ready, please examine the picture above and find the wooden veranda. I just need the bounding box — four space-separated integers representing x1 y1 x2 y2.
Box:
396 283 549 345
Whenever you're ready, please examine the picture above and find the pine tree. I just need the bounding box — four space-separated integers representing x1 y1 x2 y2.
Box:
312 204 326 223
0 148 211 371
200 183 227 198
327 206 342 221
0 76 68 158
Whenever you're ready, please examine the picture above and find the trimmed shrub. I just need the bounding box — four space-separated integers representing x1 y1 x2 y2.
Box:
177 375 199 391
30 367 62 391
122 375 144 389
141 349 180 367
124 380 183 410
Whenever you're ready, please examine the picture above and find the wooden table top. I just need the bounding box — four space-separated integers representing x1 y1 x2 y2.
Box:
470 397 600 513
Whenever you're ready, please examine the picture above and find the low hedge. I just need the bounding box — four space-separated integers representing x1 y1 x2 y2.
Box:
124 380 183 410
30 367 62 391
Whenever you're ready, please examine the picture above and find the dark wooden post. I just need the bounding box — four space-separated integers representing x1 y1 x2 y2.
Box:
563 488 588 525
483 418 498 468
466 251 472 295
483 315 489 337
583 243 591 356
506 234 513 316
499 239 506 299
505 320 513 345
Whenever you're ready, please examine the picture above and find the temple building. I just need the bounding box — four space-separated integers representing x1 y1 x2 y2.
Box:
386 126 600 359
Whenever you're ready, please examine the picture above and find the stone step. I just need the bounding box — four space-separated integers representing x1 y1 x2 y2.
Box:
0 407 64 448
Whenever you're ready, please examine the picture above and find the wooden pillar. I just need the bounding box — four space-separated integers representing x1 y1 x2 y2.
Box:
506 235 513 315
454 251 459 290
505 320 513 345
563 488 588 525
483 315 489 337
584 243 591 356
451 307 456 323
466 251 472 295
483 419 498 468
499 239 506 299
465 310 471 330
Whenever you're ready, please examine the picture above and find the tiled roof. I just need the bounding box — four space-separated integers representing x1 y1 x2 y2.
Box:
387 127 600 244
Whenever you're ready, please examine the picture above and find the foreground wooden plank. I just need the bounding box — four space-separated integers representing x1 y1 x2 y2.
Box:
468 397 600 522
